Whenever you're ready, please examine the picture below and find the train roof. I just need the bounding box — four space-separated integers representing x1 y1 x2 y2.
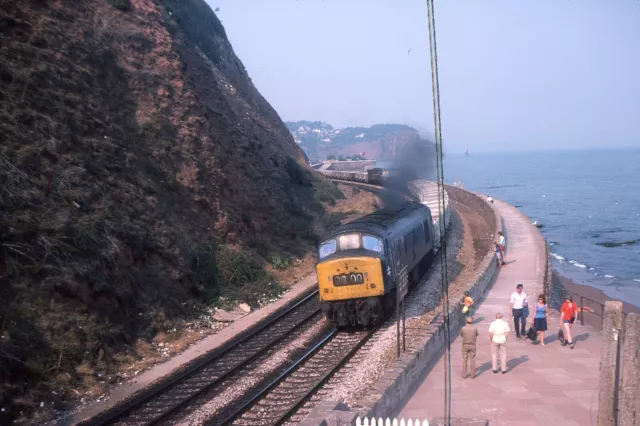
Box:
324 201 431 240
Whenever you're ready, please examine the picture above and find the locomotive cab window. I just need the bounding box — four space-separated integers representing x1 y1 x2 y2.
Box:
338 234 360 250
362 235 383 253
319 239 336 259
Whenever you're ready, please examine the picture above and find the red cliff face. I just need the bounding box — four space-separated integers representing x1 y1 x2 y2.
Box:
0 0 340 420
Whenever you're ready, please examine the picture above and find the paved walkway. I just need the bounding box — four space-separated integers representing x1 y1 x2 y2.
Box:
398 200 601 426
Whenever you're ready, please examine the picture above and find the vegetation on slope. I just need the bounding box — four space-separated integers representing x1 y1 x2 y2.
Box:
0 0 342 422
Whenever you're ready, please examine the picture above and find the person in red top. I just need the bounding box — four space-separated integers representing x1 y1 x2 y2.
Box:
560 295 578 348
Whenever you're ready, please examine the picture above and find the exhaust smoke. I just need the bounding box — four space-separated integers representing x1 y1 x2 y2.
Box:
379 137 437 206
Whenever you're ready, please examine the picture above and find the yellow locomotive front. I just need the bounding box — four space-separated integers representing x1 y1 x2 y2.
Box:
315 232 390 327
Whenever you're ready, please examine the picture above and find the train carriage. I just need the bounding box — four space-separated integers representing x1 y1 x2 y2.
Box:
316 201 435 327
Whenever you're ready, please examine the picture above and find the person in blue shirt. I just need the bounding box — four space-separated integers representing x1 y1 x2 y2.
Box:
531 294 550 346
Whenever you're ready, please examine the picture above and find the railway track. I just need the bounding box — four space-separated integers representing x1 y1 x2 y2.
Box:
212 329 375 426
85 181 397 426
100 290 323 426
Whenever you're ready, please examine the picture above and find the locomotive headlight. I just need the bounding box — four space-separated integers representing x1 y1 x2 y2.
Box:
324 288 329 293
370 283 376 289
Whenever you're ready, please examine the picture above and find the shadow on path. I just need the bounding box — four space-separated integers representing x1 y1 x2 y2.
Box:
506 354 529 371
574 332 590 343
475 361 492 377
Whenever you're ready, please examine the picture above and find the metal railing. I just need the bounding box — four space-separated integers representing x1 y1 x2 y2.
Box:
543 238 551 303
546 239 629 328
560 289 629 327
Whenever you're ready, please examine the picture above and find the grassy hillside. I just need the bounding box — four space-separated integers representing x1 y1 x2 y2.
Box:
0 0 342 422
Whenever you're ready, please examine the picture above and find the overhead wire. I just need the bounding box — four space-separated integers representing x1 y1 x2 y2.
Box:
426 0 452 424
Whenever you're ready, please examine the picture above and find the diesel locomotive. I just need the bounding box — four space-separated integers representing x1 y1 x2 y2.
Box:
315 201 435 327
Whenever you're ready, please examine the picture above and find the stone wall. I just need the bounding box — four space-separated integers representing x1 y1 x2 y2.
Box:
318 169 370 183
444 185 495 229
300 186 501 426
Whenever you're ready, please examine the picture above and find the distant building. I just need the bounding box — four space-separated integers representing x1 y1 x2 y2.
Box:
356 133 365 139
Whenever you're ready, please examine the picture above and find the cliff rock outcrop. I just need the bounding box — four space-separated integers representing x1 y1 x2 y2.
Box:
0 0 340 421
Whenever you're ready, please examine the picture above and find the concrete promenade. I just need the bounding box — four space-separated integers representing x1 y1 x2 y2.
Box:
398 199 601 426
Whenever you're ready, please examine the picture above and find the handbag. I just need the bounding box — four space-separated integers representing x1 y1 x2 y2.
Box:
558 328 565 344
527 327 536 341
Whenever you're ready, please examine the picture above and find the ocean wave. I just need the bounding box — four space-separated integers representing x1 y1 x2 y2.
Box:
569 260 587 269
550 253 565 262
634 279 640 283
605 274 615 278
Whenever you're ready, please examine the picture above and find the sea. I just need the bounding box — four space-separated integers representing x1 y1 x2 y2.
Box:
380 148 640 308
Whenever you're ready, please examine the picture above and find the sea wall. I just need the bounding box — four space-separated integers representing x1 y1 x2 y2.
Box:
444 185 495 232
300 186 501 426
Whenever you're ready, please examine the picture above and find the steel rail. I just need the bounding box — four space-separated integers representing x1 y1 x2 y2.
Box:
214 329 374 426
100 289 321 425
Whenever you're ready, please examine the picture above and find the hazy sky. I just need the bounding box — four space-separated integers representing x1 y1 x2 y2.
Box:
207 0 640 153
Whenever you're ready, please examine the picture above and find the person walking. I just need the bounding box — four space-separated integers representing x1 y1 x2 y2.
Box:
460 291 475 322
531 294 549 346
560 295 578 348
489 312 510 374
497 231 506 260
460 316 478 378
509 283 527 339
494 243 505 267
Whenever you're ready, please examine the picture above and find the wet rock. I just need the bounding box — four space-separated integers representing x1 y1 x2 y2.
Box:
237 303 251 314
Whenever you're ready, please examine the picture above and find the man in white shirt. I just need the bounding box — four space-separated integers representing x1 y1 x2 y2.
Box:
489 312 510 374
509 283 527 339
